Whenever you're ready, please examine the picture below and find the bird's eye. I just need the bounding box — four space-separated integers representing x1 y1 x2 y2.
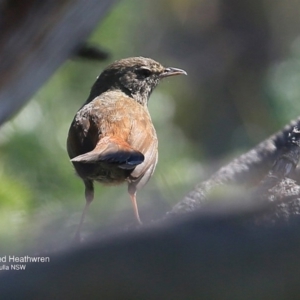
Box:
136 67 152 78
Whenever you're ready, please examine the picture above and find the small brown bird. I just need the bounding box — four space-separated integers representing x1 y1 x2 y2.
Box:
67 57 186 239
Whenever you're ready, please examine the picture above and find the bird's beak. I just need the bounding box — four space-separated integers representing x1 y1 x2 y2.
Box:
160 67 187 78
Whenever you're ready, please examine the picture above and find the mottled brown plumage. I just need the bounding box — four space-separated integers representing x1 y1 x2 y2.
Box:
67 57 186 240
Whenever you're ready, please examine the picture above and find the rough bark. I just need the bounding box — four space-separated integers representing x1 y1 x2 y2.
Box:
170 117 300 220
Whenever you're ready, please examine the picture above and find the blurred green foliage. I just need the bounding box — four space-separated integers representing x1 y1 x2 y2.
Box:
0 0 300 252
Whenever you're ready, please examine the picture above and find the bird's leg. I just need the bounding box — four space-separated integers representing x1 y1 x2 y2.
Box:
128 187 142 225
74 180 94 242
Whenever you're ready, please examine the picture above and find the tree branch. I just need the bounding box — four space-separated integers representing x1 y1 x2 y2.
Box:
0 0 118 125
170 117 300 215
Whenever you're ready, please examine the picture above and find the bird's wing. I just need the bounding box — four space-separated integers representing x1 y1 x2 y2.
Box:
67 102 97 159
67 91 158 182
68 92 147 169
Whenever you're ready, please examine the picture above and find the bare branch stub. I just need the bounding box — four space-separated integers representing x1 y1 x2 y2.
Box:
0 0 118 125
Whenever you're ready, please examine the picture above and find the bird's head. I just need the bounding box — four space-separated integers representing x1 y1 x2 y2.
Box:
88 57 187 105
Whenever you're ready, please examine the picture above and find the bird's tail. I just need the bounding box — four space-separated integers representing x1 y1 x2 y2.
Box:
71 136 144 169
